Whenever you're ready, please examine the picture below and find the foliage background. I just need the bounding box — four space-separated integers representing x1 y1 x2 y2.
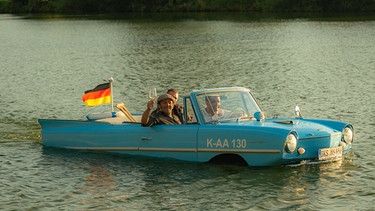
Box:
1 0 375 14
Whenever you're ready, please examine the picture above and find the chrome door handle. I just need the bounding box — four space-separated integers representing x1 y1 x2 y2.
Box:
140 137 152 141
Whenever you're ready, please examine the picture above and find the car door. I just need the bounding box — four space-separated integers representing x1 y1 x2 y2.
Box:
196 124 249 162
138 124 199 162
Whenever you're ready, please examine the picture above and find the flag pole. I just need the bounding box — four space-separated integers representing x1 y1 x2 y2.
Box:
109 77 114 112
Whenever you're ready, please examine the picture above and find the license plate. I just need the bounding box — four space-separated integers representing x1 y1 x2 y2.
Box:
318 146 343 161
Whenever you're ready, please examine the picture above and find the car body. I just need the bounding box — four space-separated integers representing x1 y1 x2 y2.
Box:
38 87 354 166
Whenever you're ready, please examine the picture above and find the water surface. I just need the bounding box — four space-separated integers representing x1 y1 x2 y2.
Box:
0 13 374 210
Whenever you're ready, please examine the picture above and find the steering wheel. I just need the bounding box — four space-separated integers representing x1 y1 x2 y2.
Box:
231 108 247 118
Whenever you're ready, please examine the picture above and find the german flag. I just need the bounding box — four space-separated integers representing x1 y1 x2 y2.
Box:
82 82 111 106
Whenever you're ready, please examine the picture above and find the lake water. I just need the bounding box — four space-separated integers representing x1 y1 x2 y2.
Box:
0 13 374 210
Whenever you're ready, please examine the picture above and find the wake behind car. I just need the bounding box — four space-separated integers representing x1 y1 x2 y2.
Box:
39 87 354 167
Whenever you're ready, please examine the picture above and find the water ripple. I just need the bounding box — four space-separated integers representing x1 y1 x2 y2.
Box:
0 15 374 210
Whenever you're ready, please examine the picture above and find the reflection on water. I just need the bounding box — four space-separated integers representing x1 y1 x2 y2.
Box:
0 14 374 210
0 141 364 210
82 165 116 193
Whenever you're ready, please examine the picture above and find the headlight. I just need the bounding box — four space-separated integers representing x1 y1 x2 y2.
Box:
342 127 353 144
284 133 297 153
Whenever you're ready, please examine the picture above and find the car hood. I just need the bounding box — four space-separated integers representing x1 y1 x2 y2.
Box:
238 118 342 139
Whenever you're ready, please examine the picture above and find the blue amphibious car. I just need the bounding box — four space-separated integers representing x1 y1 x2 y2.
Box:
39 87 354 166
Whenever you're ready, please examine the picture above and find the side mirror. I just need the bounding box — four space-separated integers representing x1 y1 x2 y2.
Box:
254 111 265 121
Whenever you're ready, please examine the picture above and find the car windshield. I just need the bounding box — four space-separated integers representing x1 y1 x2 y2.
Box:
196 90 261 124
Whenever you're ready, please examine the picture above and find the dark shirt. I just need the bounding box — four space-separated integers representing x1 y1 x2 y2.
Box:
173 104 184 122
150 104 184 123
142 110 182 126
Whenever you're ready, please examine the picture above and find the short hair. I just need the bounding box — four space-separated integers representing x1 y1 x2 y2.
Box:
205 95 220 102
167 88 178 93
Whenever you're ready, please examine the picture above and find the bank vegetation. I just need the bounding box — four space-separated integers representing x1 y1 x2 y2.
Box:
1 0 374 14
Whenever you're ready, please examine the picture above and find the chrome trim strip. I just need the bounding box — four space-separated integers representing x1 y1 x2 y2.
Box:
140 148 196 152
65 147 139 151
198 149 280 154
65 147 280 154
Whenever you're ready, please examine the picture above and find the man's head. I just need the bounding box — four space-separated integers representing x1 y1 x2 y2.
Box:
157 94 176 115
205 95 221 113
167 88 179 101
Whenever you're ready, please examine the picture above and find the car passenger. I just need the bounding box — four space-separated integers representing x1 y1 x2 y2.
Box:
141 94 182 126
149 88 190 123
201 95 232 122
166 88 184 122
